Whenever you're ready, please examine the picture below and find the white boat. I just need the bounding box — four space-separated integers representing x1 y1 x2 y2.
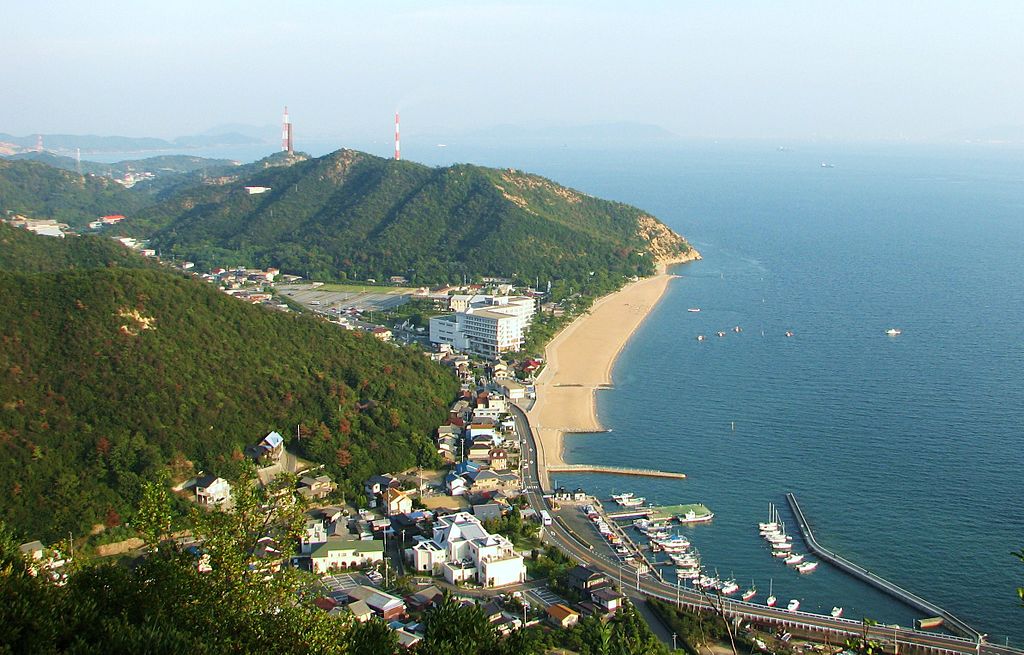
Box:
720 580 740 595
688 308 701 313
610 492 634 504
678 509 714 524
741 581 757 601
831 607 844 618
619 496 646 508
770 541 794 551
797 561 819 574
716 331 726 337
787 599 800 612
784 553 805 566
765 579 776 607
733 326 742 333
886 328 902 336
785 330 794 337
696 334 706 341
773 550 790 558
677 568 701 579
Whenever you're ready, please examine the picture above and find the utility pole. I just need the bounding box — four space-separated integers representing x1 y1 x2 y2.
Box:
69 531 73 559
672 633 678 651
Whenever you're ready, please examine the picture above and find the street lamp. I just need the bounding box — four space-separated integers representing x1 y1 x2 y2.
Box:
672 633 678 651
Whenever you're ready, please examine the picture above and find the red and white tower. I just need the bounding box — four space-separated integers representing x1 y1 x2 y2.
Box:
281 106 293 153
394 112 401 161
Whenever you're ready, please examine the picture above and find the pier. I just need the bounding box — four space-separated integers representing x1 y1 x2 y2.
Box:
547 464 686 479
785 492 981 640
607 503 711 521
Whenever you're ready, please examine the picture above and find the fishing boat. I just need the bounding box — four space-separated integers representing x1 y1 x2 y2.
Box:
765 579 776 607
716 331 726 337
831 607 844 618
741 580 757 601
618 496 646 508
784 553 805 566
610 492 634 504
677 509 714 524
677 567 701 579
796 561 819 574
886 328 902 336
785 330 794 337
773 550 790 558
787 599 800 612
720 580 740 595
696 334 706 341
688 308 701 313
733 326 742 333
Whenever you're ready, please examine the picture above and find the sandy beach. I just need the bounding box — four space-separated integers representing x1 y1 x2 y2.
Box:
527 254 698 485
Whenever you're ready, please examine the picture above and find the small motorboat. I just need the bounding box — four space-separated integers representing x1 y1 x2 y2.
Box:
787 599 800 612
831 607 844 618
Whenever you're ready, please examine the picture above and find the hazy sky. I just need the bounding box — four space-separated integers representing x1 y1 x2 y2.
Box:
3 1 1023 142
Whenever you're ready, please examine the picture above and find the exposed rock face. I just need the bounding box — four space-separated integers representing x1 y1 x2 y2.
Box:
636 214 700 265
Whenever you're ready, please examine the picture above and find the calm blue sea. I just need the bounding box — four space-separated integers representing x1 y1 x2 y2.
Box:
106 138 1024 643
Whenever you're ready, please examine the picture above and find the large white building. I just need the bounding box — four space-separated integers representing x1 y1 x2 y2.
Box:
411 511 525 587
429 296 536 358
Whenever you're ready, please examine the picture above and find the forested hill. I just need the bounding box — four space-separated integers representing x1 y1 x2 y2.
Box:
0 159 147 227
140 148 695 291
0 223 159 273
0 236 457 540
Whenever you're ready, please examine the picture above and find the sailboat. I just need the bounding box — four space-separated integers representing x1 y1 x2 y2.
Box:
741 580 757 601
765 579 777 607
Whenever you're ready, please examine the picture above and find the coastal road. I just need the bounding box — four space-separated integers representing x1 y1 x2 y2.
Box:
508 403 1021 655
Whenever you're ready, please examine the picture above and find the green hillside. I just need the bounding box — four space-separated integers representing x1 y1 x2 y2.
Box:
0 159 146 227
0 223 158 273
3 151 239 178
140 149 694 295
0 237 457 540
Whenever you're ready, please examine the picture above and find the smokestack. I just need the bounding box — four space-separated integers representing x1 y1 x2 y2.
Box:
394 112 400 161
282 106 292 153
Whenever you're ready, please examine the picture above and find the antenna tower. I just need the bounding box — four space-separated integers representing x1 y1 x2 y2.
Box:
394 112 400 161
36 134 43 152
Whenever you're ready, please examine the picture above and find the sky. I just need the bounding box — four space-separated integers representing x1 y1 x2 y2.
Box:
3 0 1023 142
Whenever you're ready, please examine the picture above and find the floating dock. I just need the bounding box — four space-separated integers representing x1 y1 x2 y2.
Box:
607 503 713 521
546 464 686 479
785 492 980 640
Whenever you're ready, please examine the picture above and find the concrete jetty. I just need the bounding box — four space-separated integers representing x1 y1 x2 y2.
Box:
546 464 686 479
785 492 981 640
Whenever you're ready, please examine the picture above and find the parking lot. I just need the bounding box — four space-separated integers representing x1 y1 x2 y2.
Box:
277 284 412 313
322 572 365 597
526 586 566 608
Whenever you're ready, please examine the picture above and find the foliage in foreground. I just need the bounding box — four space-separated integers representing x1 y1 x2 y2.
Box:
0 470 666 655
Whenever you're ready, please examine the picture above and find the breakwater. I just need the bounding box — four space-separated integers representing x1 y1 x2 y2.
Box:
785 492 980 640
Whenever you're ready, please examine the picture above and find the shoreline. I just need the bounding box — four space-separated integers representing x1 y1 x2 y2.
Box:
527 250 699 487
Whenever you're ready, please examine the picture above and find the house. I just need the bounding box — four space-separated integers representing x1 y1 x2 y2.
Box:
469 469 521 493
546 603 580 629
411 511 525 588
310 536 385 574
244 186 272 194
345 599 374 622
405 585 443 612
497 379 526 400
568 565 609 594
591 587 625 613
445 472 469 496
382 487 413 516
346 585 406 621
371 327 393 341
395 630 421 649
481 600 504 623
488 447 508 471
19 541 44 560
194 475 231 506
298 475 335 500
365 474 399 497
472 503 504 522
256 431 285 462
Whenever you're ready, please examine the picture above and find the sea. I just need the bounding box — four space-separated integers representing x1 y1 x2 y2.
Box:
96 137 1024 643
